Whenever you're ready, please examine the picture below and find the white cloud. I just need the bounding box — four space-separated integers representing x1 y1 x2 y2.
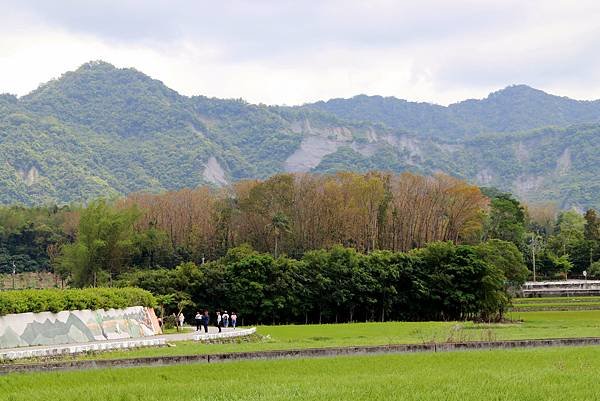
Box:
1 0 600 105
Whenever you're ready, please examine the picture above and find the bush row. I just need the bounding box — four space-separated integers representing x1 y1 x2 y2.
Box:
0 287 155 316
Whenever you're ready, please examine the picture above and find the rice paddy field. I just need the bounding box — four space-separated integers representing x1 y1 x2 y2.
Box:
57 309 600 361
3 346 600 401
4 305 600 400
511 296 600 311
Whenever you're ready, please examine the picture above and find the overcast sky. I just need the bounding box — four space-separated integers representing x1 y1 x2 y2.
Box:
1 0 600 105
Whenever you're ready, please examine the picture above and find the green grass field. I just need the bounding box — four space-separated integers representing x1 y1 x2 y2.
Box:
57 309 600 361
511 296 600 311
3 346 600 400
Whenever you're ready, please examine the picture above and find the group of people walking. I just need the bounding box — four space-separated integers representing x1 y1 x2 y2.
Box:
180 310 237 333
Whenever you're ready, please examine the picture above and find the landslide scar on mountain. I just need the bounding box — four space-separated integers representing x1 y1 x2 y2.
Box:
202 157 228 186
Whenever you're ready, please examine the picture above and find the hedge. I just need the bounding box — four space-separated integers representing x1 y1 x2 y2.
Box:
0 287 156 316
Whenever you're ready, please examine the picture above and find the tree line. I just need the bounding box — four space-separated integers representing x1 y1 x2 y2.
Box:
524 204 600 279
50 171 488 286
119 171 487 262
119 241 526 324
3 170 600 295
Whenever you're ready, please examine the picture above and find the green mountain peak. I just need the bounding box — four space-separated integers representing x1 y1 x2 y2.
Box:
2 63 600 209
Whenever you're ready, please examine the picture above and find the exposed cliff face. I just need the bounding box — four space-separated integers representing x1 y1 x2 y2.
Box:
556 148 571 175
285 136 342 172
202 157 228 186
282 119 433 174
17 166 40 186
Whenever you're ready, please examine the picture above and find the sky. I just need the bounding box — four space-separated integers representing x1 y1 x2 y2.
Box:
1 0 600 105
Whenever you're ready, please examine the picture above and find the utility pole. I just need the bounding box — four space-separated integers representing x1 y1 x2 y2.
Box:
12 262 16 290
532 242 536 282
531 236 537 282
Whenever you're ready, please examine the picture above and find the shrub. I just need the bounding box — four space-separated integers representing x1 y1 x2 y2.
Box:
0 287 155 316
162 314 177 330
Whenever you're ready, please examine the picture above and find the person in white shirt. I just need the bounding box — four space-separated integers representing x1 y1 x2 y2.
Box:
222 311 229 328
178 312 185 331
194 311 202 331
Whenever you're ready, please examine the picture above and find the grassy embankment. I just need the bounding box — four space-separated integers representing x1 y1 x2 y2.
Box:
2 347 600 400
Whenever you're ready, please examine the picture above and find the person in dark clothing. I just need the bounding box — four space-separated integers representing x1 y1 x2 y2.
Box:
216 311 222 333
202 310 210 333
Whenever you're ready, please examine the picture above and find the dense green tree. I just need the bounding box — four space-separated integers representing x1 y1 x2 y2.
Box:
584 209 600 241
536 251 573 279
551 210 585 256
484 194 526 248
131 227 173 268
364 250 416 322
119 242 517 324
411 242 509 320
59 200 139 286
475 239 529 286
0 206 70 274
589 260 600 278
269 212 291 258
566 239 597 276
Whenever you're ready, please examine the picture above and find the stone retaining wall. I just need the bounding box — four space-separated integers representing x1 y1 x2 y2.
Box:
3 336 600 374
193 327 256 342
0 338 166 361
0 306 161 349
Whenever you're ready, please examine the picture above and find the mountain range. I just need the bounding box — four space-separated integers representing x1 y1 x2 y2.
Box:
1 60 600 208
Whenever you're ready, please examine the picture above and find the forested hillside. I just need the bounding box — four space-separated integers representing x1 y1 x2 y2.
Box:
304 85 600 139
2 61 600 208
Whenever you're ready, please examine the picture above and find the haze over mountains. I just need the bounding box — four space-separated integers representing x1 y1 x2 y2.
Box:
1 61 600 208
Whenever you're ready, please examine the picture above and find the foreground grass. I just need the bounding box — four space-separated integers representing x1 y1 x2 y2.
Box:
3 347 600 400
57 310 600 361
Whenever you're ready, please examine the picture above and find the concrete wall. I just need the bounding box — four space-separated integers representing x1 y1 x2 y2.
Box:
0 306 161 349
